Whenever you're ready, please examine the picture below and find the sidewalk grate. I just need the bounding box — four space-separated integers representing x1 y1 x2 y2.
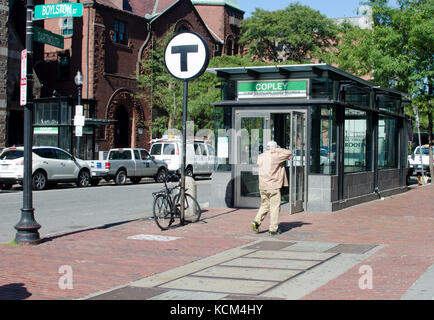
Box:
325 244 377 254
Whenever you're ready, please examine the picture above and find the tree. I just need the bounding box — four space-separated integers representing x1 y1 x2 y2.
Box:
332 0 433 177
240 3 339 63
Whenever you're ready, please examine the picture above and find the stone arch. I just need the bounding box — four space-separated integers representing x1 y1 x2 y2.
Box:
174 20 193 33
105 88 146 148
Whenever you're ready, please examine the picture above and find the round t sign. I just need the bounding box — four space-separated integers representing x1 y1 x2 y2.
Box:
164 32 209 81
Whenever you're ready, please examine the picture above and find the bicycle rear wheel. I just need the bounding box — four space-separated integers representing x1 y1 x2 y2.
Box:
153 194 173 230
175 193 201 223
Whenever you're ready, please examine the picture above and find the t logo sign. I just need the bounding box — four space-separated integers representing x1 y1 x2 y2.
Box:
164 32 209 81
171 45 199 72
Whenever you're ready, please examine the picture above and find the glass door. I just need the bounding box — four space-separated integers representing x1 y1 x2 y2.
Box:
288 111 306 214
234 110 307 213
234 111 270 208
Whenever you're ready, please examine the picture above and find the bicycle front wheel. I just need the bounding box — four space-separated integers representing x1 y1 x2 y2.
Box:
153 194 173 230
175 193 201 223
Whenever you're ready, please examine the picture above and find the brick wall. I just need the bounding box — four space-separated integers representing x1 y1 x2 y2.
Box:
0 0 9 149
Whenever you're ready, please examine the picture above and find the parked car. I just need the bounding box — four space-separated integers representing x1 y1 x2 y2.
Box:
0 146 92 190
149 137 215 179
102 148 168 185
408 145 433 176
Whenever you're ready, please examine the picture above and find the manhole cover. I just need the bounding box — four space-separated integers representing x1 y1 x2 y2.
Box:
325 244 377 254
244 241 296 251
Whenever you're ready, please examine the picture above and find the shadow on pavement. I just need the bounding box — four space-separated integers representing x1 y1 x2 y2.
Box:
0 283 32 300
40 219 139 243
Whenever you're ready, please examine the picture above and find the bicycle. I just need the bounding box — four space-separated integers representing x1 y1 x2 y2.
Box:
152 173 201 230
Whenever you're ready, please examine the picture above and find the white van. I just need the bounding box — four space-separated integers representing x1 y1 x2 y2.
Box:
149 138 215 178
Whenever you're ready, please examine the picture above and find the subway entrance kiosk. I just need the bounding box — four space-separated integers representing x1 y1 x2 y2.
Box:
208 64 410 213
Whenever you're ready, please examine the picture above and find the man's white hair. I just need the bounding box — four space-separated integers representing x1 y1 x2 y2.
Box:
266 141 278 150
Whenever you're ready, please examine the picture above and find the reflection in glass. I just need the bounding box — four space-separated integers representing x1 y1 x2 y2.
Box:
344 109 368 173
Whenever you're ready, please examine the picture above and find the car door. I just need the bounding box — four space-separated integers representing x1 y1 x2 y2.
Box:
33 148 65 180
133 149 146 176
140 149 155 176
56 148 80 180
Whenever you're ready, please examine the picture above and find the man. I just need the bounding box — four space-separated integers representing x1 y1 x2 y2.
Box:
252 141 292 236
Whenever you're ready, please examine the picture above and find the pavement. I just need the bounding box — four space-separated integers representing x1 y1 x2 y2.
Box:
0 182 433 301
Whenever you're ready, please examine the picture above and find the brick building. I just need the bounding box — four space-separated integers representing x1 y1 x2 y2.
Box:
0 0 244 155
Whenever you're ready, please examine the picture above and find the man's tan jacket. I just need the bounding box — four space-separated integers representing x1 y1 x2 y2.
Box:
257 148 292 191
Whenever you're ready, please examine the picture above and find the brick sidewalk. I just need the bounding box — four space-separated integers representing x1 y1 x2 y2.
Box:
0 184 433 300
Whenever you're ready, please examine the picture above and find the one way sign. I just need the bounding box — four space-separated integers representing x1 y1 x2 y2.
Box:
164 32 209 81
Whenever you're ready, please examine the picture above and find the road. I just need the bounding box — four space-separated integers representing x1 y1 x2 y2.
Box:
0 178 211 243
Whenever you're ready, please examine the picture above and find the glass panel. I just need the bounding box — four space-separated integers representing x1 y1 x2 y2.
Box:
59 127 71 153
214 106 232 172
344 109 368 173
378 115 398 168
311 78 333 99
378 95 401 114
310 105 336 174
345 86 369 107
240 171 259 197
240 117 264 165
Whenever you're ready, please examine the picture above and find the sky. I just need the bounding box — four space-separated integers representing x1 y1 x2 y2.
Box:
237 0 399 18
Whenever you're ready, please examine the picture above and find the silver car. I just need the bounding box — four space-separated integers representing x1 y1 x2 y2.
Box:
0 146 92 190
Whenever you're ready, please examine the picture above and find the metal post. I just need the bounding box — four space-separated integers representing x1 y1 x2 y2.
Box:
15 0 41 245
77 85 82 158
180 80 188 225
414 106 425 185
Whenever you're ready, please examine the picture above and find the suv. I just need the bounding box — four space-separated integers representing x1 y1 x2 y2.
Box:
0 146 92 190
149 138 215 178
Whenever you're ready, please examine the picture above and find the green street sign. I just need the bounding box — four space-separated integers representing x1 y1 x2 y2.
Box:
238 80 308 99
34 3 83 20
33 27 64 49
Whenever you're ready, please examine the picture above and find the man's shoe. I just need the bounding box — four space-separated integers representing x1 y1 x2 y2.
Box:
252 221 260 233
268 230 281 236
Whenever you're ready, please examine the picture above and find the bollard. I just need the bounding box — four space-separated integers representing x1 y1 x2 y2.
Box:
184 176 197 218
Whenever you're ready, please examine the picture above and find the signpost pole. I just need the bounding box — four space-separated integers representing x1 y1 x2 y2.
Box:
414 106 425 185
180 80 189 225
15 0 41 245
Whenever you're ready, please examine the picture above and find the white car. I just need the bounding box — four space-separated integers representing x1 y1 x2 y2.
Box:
149 138 215 178
0 146 92 190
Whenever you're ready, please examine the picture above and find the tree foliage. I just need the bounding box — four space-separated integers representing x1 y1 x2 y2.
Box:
240 3 339 63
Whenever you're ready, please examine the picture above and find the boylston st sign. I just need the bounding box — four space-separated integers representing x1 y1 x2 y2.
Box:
34 3 83 20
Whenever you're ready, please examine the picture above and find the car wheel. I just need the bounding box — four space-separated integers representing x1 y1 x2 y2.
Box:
77 170 90 187
32 171 47 191
155 168 167 183
115 170 127 185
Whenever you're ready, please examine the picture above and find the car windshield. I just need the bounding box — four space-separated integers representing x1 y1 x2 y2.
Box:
150 144 162 155
416 148 432 155
0 150 24 160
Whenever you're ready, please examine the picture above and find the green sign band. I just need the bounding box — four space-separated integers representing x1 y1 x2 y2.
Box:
238 80 307 99
34 3 83 20
33 27 64 49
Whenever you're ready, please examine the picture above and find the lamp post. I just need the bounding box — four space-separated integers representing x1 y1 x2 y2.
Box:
14 0 41 245
74 71 83 158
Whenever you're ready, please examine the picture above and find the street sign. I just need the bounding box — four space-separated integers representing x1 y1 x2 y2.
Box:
20 49 27 106
34 3 83 20
164 31 209 81
33 27 64 49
